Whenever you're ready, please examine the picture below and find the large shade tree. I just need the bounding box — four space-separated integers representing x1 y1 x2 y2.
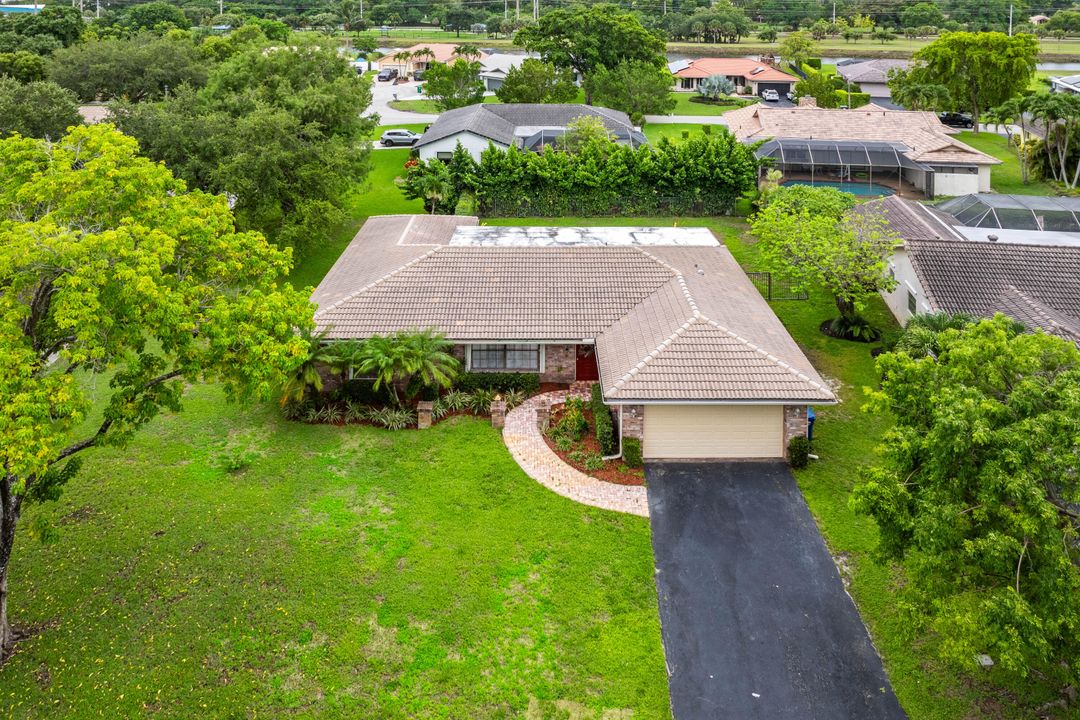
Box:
513 4 665 104
0 125 313 659
902 32 1038 132
853 315 1080 687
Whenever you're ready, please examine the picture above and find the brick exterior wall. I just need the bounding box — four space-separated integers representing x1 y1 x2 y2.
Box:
620 404 644 440
783 405 809 457
541 344 576 384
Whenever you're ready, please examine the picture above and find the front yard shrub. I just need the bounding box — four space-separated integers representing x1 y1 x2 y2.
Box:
551 397 588 441
468 388 496 414
554 435 574 453
368 407 416 430
787 436 811 469
503 388 526 410
622 437 643 468
456 372 540 395
590 384 616 455
340 378 394 405
583 452 605 472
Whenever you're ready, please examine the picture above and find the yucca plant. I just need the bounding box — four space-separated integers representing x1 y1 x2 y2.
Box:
370 407 416 430
469 388 496 414
344 400 368 423
503 389 526 410
442 390 471 412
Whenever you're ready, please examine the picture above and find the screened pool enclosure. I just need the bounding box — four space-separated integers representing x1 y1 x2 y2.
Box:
756 138 932 197
936 194 1080 232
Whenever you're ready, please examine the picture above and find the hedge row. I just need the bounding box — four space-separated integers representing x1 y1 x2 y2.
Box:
590 383 616 455
455 372 540 395
835 89 872 108
475 133 759 218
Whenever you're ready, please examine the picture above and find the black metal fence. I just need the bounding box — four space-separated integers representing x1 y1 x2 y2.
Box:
746 271 809 301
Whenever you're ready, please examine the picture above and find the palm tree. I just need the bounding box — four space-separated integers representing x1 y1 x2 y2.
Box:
355 329 459 405
452 44 480 61
985 97 1035 184
392 50 413 75
279 328 338 406
411 47 435 74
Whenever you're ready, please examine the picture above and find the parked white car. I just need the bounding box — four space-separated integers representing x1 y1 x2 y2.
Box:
761 89 780 102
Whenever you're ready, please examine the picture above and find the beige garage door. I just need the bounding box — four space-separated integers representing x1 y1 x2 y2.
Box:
643 405 783 459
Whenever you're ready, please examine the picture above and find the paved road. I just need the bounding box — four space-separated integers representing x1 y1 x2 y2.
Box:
366 78 439 125
647 461 907 720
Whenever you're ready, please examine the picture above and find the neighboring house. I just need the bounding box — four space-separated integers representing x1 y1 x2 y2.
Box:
1030 14 1050 24
415 104 647 161
860 196 1080 343
311 215 836 460
668 57 798 97
78 104 110 125
478 52 537 92
1050 74 1080 95
724 103 999 198
834 59 910 99
379 43 489 75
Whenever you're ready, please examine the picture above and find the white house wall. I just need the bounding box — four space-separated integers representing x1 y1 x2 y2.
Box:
932 170 982 197
418 132 509 161
883 247 934 324
858 81 890 98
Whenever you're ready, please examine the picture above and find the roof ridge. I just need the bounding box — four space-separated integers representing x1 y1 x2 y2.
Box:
696 315 831 393
607 315 697 394
313 246 442 318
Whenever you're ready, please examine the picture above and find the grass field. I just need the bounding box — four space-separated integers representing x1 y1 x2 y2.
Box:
642 123 711 143
956 131 1058 196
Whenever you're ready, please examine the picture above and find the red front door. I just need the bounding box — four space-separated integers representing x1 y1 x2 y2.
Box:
575 345 599 382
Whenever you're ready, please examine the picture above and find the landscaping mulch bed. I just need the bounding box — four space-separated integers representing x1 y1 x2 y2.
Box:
544 403 645 486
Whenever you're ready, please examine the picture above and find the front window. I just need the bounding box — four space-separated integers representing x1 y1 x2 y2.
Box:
470 344 541 371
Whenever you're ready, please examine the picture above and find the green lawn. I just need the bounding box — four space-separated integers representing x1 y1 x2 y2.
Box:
955 131 1058 196
387 92 742 117
642 123 713 143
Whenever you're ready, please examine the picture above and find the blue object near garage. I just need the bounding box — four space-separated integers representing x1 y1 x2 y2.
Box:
807 406 816 441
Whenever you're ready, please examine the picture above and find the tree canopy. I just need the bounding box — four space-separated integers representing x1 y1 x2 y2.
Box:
0 124 313 659
0 5 83 55
905 32 1038 130
513 4 665 104
853 315 1080 686
584 60 675 125
420 57 484 111
0 77 80 139
495 58 578 104
111 43 375 257
751 185 898 324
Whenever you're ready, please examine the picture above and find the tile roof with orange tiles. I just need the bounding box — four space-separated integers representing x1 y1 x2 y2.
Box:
670 57 799 83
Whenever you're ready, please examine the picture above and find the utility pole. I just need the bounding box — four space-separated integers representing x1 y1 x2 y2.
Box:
532 0 538 21
515 0 519 20
832 1 835 24
95 0 100 19
504 0 507 19
359 0 363 19
1009 3 1013 35
218 0 223 16
663 0 666 14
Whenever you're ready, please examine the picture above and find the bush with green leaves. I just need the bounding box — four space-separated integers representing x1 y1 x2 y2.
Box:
367 407 416 430
787 435 810 469
590 383 616 455
468 388 496 414
550 397 588 442
353 328 460 406
554 435 574 453
474 132 758 217
893 312 977 356
455 372 539 395
583 452 605 472
622 437 643 468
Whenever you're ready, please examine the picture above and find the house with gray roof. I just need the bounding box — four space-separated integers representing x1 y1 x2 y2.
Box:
835 59 910 99
415 104 647 161
311 215 835 459
861 196 1080 343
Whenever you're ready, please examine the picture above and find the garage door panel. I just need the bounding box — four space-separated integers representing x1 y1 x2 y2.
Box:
643 405 783 459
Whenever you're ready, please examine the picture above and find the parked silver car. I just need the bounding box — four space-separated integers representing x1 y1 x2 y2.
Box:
380 129 421 147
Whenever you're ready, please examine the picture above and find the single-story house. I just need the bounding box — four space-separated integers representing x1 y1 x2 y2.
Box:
669 57 798 97
415 104 647 161
379 43 489 75
1030 14 1051 24
724 103 1000 198
834 59 910 99
311 215 836 459
860 196 1080 342
478 52 537 92
1050 74 1080 95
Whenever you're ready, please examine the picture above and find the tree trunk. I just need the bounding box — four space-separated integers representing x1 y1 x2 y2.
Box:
835 296 856 321
0 474 21 663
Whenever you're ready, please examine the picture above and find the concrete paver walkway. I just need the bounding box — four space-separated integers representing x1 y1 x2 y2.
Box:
502 390 649 517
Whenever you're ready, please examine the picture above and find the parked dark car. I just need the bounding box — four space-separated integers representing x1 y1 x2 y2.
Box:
938 112 975 128
412 69 425 81
380 129 421 147
377 68 399 82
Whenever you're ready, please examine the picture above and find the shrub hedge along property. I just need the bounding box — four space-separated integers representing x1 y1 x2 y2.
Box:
474 133 758 217
622 437 643 468
590 383 616 455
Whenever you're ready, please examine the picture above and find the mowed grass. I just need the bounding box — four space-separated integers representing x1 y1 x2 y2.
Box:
387 92 738 117
665 93 755 116
955 131 1058 196
2 380 668 718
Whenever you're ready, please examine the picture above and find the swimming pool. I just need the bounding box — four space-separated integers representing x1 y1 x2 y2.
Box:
782 180 895 196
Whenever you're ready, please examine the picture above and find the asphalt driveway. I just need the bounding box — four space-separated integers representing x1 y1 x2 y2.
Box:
647 461 907 720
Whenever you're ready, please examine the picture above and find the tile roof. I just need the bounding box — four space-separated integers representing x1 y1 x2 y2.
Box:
854 196 964 242
670 57 798 84
312 216 835 403
835 59 910 85
723 105 999 166
416 104 639 149
905 238 1080 339
393 43 489 64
